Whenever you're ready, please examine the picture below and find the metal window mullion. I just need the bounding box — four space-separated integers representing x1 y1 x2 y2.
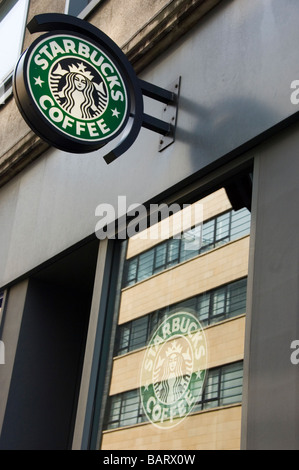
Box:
166 239 171 268
135 254 140 284
217 367 223 408
177 236 183 265
127 321 133 353
209 290 214 325
106 396 120 429
147 313 154 345
228 210 233 242
198 378 205 410
153 245 158 272
114 327 121 356
137 392 145 423
223 285 229 321
213 215 218 249
145 314 151 346
195 294 200 323
119 394 125 427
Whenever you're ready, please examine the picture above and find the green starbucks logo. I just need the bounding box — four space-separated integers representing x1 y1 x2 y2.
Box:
15 32 129 152
140 311 207 429
27 34 128 143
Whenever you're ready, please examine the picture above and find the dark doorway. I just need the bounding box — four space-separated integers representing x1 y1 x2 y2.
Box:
0 239 99 449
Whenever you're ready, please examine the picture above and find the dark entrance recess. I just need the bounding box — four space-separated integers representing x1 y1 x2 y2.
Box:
0 239 99 450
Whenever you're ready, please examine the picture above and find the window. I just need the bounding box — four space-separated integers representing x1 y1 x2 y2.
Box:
104 389 145 430
122 208 251 288
0 0 29 103
104 362 243 430
194 361 243 411
115 278 247 356
65 0 100 17
137 250 154 283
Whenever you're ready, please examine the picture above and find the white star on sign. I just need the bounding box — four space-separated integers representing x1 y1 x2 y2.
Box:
143 381 150 391
77 62 87 74
33 76 44 87
111 108 120 118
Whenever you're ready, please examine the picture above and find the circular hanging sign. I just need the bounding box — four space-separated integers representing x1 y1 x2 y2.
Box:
14 32 130 153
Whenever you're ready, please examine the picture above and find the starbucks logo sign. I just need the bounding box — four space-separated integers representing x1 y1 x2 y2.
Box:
14 32 130 153
140 312 207 429
14 14 179 162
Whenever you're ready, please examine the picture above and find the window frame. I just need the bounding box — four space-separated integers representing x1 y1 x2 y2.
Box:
114 277 248 356
0 290 6 330
0 0 29 104
123 208 251 288
65 0 102 19
103 361 244 430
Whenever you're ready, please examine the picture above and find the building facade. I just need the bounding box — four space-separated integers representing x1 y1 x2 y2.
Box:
1 0 299 450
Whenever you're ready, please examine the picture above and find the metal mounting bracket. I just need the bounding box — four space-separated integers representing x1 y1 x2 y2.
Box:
139 77 181 152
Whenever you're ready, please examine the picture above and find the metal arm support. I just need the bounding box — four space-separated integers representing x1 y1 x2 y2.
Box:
142 113 173 136
139 77 180 142
138 79 176 105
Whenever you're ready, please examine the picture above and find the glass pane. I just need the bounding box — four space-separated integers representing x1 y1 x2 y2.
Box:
154 243 167 271
212 288 226 320
203 370 219 409
120 390 139 427
201 219 215 252
124 257 137 287
0 0 27 84
167 238 180 266
174 296 197 315
147 310 160 339
220 363 243 406
117 325 131 355
137 399 146 424
197 294 210 326
180 224 202 262
190 370 206 412
230 208 251 240
215 212 230 245
137 250 154 282
68 0 91 16
106 395 122 429
227 278 247 317
130 316 148 351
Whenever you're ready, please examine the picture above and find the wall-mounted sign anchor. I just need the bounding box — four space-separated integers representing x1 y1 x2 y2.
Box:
139 77 181 152
13 13 180 164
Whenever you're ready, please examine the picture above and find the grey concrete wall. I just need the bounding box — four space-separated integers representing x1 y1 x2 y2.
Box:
242 121 299 450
